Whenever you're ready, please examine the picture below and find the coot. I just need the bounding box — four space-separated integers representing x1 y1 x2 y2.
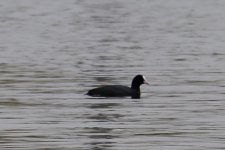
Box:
87 75 149 99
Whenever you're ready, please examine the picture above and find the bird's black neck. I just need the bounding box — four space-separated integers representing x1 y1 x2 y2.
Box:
131 82 141 90
131 85 140 99
131 76 143 99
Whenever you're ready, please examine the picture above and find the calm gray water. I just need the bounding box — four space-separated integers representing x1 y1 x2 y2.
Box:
1 0 225 149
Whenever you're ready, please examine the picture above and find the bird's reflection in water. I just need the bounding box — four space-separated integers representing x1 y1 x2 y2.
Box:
88 102 121 109
84 126 118 150
84 102 123 149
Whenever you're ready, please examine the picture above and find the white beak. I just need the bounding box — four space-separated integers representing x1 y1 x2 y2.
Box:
143 76 150 85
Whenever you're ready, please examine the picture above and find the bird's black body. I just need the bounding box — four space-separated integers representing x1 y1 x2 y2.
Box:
86 75 148 99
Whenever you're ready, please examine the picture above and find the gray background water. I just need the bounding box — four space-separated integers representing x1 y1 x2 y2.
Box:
0 0 225 149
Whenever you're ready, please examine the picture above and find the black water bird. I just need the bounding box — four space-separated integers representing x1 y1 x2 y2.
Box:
86 75 149 99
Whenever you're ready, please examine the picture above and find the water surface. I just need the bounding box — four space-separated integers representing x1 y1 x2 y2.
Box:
0 0 225 149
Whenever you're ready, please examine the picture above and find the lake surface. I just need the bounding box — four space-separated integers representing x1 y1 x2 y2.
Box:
1 0 225 149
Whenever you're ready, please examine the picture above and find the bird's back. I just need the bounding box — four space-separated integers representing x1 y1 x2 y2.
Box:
87 85 134 97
